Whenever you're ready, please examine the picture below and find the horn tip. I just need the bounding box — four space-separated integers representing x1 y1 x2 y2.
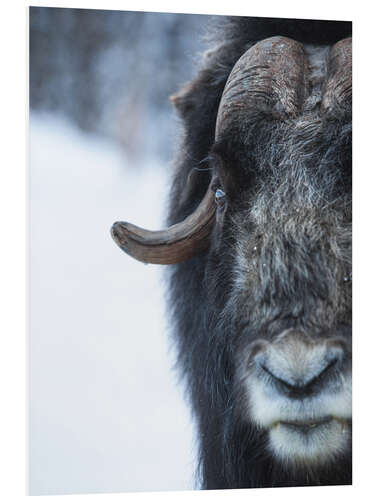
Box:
111 221 130 247
111 221 154 265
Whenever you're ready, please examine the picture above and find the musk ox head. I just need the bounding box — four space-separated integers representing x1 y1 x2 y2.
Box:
112 34 352 484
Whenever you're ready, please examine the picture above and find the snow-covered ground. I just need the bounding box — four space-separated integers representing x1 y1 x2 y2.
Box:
29 113 196 495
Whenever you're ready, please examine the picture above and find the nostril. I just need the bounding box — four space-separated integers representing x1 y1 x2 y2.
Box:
259 356 339 398
307 357 339 386
259 363 300 393
249 332 348 398
247 340 270 366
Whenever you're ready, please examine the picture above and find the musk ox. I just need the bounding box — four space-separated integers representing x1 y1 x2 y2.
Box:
111 16 352 489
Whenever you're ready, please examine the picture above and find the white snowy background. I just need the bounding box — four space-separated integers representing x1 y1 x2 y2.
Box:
28 9 213 495
29 112 197 495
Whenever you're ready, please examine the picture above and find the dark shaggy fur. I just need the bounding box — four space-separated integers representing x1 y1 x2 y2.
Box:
167 17 352 489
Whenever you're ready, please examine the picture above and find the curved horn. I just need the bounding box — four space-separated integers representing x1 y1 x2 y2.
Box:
111 178 216 264
215 36 307 139
322 37 352 114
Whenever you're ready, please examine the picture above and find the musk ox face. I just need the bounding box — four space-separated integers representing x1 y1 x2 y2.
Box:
112 30 352 487
208 126 352 469
205 37 352 472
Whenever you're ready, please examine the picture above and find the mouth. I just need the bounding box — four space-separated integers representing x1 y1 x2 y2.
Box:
273 416 349 434
267 416 351 464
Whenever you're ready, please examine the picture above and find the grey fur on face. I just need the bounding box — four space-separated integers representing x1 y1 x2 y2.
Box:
166 17 352 488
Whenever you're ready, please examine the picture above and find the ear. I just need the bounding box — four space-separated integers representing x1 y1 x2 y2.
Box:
170 81 197 117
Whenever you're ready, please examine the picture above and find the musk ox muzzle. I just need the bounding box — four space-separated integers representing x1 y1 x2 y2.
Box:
237 328 351 465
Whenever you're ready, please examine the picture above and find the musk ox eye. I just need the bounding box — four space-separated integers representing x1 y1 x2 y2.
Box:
215 188 226 207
